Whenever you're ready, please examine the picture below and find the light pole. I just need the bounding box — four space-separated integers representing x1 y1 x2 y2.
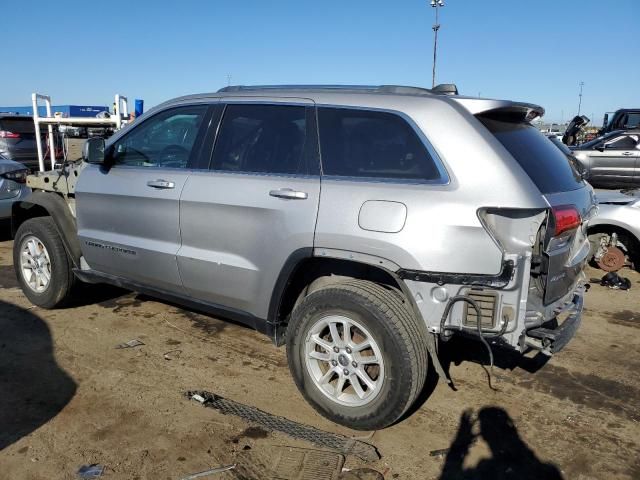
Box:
577 81 584 115
430 0 445 88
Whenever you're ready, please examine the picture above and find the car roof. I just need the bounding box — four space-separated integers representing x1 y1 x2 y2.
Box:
156 84 545 121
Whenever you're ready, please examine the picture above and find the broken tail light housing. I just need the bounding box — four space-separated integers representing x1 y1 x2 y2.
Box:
552 205 581 236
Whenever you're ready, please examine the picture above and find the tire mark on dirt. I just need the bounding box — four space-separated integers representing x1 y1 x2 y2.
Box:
605 310 639 329
514 364 640 422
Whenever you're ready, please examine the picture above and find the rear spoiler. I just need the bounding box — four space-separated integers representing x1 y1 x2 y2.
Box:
453 97 545 122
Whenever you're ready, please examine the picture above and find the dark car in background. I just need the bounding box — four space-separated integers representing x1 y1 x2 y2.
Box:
601 108 640 135
0 154 30 221
0 115 43 171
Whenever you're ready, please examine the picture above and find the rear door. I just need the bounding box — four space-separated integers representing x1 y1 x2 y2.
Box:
76 104 211 294
178 100 320 319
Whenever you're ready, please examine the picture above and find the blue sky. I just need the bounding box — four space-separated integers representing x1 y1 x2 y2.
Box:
3 0 638 124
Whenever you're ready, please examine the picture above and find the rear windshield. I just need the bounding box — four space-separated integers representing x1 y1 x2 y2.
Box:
479 117 584 194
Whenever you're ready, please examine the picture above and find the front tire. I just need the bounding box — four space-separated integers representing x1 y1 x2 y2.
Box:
13 217 75 308
286 280 428 430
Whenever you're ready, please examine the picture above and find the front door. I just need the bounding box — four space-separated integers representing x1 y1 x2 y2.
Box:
588 133 639 186
76 104 210 294
178 101 320 319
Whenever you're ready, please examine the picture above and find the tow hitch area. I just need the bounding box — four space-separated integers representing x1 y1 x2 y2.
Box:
524 288 585 355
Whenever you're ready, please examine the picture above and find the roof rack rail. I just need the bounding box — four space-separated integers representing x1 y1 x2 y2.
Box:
217 84 458 96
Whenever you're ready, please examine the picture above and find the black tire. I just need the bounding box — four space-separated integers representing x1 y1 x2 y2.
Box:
286 279 429 430
13 217 76 309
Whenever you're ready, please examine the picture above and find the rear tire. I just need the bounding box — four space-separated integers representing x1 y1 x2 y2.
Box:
13 217 76 308
286 279 428 430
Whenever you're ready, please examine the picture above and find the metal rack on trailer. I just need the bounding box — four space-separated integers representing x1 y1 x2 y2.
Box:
31 93 129 172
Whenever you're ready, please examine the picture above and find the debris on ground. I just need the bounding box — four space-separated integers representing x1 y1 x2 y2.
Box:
271 447 344 480
338 468 384 480
600 272 631 290
163 349 182 360
115 339 145 349
233 446 344 480
179 464 236 479
186 390 380 462
429 447 451 458
191 393 206 403
77 464 105 478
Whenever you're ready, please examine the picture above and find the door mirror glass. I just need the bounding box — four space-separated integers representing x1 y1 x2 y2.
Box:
83 137 105 164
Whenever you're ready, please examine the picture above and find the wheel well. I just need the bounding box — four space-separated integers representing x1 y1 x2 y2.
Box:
275 257 404 325
588 224 640 265
11 202 49 236
11 192 83 268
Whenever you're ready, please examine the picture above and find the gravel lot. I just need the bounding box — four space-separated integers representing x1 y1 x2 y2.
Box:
1 237 639 479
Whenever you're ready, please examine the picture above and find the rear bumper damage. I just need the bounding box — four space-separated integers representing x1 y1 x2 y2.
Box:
524 284 585 356
401 253 586 356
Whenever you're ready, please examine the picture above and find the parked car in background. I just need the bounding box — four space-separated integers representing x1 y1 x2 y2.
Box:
0 115 44 171
548 136 589 178
600 108 640 135
570 129 640 188
0 154 31 221
11 84 595 430
588 189 640 272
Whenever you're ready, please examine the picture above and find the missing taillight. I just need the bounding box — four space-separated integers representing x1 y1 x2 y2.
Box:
552 205 581 236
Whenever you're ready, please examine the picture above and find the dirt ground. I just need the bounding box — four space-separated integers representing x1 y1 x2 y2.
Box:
1 237 639 480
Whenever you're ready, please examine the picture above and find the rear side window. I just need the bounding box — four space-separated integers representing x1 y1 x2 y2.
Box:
479 117 584 194
317 108 443 181
211 104 309 175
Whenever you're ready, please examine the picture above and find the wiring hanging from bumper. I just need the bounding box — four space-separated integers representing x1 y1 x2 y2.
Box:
438 295 509 386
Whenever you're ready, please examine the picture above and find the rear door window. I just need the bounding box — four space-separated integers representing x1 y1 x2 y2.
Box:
479 117 584 194
211 104 311 175
317 107 444 181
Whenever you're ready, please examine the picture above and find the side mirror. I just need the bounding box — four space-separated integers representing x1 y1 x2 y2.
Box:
82 137 106 164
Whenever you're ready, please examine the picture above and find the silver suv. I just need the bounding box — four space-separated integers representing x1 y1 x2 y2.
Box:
11 85 595 430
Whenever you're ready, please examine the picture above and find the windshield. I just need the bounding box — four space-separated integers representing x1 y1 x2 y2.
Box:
479 117 584 194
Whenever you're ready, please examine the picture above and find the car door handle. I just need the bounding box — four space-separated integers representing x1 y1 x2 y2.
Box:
621 152 635 156
147 179 175 189
269 188 308 200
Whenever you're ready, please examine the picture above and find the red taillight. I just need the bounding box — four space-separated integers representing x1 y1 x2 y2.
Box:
552 205 581 236
0 130 20 139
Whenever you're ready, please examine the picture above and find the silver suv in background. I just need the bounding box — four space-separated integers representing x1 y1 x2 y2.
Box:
10 85 595 429
571 130 640 188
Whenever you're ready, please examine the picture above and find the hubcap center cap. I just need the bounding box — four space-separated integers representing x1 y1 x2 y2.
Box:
338 353 350 367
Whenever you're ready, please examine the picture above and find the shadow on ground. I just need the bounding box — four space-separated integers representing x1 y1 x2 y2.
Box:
406 336 550 418
0 300 77 450
0 219 12 242
439 407 563 480
439 336 550 377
